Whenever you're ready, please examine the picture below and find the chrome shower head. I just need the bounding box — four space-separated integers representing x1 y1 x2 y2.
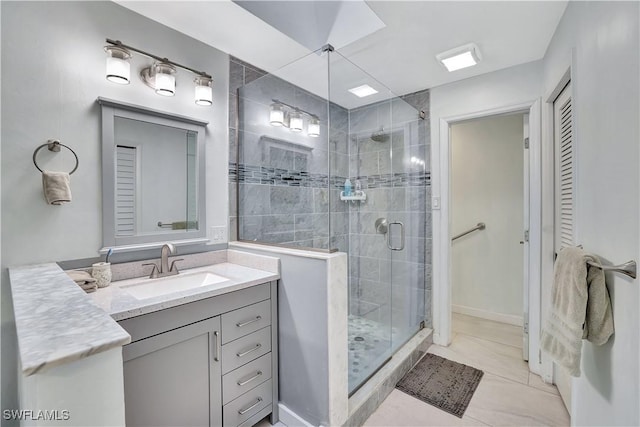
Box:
370 127 389 143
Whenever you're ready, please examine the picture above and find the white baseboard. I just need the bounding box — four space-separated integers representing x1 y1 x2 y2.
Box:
278 403 313 427
452 304 523 326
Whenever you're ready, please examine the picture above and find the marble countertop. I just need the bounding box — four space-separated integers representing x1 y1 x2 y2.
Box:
90 262 279 321
8 263 131 376
9 250 280 376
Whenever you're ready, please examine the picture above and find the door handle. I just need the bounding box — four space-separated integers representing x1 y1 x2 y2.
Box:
387 221 405 251
212 330 220 362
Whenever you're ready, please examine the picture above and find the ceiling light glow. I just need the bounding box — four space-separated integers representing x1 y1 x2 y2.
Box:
348 84 378 98
436 43 481 72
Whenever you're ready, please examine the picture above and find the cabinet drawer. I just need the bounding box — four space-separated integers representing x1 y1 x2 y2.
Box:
222 327 271 374
119 283 270 342
223 353 272 405
223 379 272 427
222 300 271 344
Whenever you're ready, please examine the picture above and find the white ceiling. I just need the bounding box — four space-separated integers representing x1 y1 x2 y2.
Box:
115 1 567 108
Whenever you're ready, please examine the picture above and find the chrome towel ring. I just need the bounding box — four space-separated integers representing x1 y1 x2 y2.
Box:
32 139 79 175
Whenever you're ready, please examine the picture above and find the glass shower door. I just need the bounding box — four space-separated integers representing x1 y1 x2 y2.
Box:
331 50 428 394
387 98 428 349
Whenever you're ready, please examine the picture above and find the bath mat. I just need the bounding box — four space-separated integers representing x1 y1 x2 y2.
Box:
396 353 483 418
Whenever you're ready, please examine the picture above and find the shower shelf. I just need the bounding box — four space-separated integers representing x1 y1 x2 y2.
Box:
340 191 367 202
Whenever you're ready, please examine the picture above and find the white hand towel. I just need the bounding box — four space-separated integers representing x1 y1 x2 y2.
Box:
66 270 95 284
42 171 72 205
540 246 614 376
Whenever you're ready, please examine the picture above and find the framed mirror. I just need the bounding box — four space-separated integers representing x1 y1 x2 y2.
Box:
98 98 208 250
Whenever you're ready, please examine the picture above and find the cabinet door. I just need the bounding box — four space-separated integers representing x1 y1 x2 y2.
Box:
123 316 222 427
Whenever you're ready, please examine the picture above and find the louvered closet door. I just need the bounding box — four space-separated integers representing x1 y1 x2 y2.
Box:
554 83 574 250
116 145 137 236
553 81 573 413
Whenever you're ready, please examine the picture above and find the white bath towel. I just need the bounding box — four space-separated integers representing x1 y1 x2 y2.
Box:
42 171 72 205
541 247 614 376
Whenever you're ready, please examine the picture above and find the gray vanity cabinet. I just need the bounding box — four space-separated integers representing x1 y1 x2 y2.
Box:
119 282 278 427
122 316 222 427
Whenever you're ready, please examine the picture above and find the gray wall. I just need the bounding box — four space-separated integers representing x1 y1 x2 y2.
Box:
230 246 333 426
228 57 267 241
1 1 229 417
231 57 349 251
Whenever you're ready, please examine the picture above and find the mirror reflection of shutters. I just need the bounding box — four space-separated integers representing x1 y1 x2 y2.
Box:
116 145 137 236
554 83 574 249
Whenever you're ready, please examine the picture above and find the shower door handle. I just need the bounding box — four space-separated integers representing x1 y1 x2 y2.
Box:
387 221 405 251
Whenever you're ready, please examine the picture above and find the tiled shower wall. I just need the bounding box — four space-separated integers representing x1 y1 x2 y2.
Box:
347 90 432 331
229 57 432 328
228 57 265 241
228 56 350 251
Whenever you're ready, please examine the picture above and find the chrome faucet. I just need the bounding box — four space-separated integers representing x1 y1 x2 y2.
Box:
160 243 176 274
143 243 183 278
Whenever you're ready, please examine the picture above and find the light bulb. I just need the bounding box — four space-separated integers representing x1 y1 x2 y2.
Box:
194 76 213 106
308 117 320 137
154 63 176 97
289 111 303 132
104 46 131 85
270 103 285 126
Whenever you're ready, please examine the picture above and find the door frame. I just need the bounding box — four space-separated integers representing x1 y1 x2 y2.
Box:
432 99 544 375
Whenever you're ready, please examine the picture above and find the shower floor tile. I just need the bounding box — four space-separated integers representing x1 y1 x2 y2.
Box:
348 315 394 393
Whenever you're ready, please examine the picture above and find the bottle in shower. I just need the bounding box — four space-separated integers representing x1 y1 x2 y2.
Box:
344 178 352 197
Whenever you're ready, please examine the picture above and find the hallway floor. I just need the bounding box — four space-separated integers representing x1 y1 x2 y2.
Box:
363 314 570 426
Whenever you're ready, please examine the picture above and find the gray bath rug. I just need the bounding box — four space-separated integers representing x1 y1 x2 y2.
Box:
396 353 484 418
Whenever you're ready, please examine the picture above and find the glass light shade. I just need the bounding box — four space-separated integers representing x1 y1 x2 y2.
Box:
104 46 131 85
307 117 320 137
270 103 285 126
154 64 176 96
289 111 303 132
194 77 213 106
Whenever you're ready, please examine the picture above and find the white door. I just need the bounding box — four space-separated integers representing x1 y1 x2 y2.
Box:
522 114 530 361
553 81 574 412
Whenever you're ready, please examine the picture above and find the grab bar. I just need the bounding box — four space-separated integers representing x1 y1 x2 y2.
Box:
452 222 486 242
587 259 636 279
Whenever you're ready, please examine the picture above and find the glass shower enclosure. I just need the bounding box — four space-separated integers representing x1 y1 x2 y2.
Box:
236 46 429 394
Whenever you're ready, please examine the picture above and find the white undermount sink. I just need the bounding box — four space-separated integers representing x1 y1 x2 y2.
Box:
121 271 229 300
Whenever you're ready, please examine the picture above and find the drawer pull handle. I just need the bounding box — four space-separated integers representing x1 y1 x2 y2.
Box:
213 331 220 362
238 397 263 415
237 343 262 358
237 370 263 387
236 316 262 328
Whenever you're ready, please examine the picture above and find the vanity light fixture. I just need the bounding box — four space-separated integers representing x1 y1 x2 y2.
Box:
436 43 481 72
104 38 214 106
268 99 321 137
104 45 132 84
194 76 213 106
289 110 303 132
142 62 177 97
307 117 320 138
269 103 285 126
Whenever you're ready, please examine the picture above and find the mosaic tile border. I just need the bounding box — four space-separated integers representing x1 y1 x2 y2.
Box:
229 162 430 188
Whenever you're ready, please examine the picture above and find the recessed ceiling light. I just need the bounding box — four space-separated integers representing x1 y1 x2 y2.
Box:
436 43 481 72
348 84 378 98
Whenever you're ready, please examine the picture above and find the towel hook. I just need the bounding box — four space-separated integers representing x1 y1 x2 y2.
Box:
32 140 79 175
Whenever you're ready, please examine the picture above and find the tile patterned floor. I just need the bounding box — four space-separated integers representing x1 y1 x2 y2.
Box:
348 315 393 393
364 314 570 426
